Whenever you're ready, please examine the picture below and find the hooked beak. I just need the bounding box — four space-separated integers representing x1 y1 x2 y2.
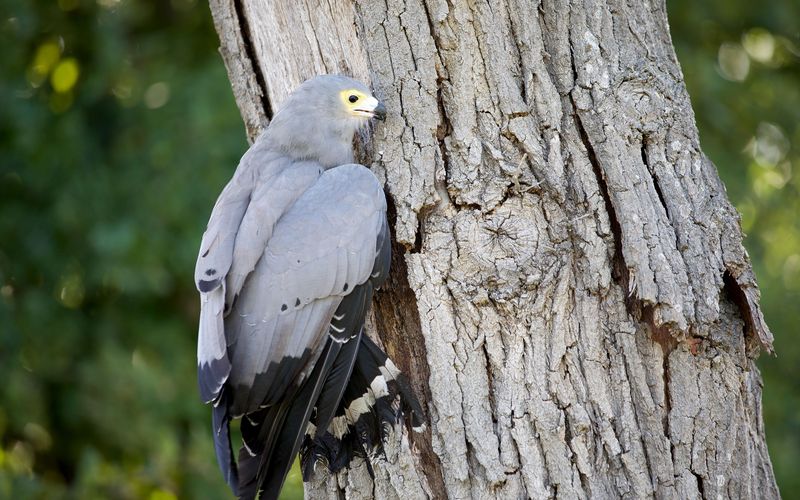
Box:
354 96 387 121
373 102 386 121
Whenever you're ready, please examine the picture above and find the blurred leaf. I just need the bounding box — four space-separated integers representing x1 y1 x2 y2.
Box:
670 0 800 494
0 0 248 497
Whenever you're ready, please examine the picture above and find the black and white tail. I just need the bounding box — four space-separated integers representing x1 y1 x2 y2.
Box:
300 334 425 480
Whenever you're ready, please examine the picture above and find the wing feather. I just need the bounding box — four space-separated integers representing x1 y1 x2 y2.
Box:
197 287 228 403
312 282 372 437
222 164 387 496
226 164 386 412
195 167 252 404
195 168 254 292
196 160 323 405
225 162 322 308
201 162 387 498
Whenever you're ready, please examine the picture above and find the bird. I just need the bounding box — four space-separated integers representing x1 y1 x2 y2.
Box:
194 75 425 500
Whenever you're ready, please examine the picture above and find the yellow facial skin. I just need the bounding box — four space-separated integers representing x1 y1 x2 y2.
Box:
339 89 382 119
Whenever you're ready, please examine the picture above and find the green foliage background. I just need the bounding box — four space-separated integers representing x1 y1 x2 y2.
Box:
0 1 796 498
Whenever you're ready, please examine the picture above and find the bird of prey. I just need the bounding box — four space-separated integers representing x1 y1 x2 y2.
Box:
195 75 424 500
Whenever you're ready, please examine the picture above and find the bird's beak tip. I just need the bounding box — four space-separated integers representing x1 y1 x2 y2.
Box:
374 102 387 121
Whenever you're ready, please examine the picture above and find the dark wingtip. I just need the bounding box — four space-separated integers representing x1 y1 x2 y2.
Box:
198 358 230 404
198 278 220 293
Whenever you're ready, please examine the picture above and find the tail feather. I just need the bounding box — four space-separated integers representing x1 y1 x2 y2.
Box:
236 283 378 499
312 285 370 436
212 392 239 495
361 335 425 430
300 334 425 480
236 404 289 499
254 338 343 499
211 291 424 498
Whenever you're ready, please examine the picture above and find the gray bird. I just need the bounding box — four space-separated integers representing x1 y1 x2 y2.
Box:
195 75 424 500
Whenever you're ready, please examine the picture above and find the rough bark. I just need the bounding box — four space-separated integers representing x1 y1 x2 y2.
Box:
208 1 779 498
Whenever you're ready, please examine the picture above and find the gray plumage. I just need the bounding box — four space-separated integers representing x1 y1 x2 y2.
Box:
194 75 421 500
195 76 380 405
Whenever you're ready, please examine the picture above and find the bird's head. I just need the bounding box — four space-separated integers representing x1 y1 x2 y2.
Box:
262 75 386 167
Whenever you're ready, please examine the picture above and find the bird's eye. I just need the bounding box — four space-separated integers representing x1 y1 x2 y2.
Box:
348 95 359 103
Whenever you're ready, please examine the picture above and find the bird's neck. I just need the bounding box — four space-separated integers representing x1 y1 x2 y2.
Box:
310 135 355 168
258 111 356 168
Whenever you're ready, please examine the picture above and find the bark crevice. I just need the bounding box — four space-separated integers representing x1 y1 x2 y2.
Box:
722 270 770 355
372 196 448 500
640 136 670 219
232 0 273 120
571 101 628 293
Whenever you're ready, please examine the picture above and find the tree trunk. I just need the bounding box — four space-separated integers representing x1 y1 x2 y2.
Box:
208 1 779 498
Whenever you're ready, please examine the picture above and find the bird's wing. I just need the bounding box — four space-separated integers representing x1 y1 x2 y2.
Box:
195 160 322 405
195 167 253 405
195 168 254 294
222 164 387 498
225 163 387 414
246 219 390 499
224 163 324 308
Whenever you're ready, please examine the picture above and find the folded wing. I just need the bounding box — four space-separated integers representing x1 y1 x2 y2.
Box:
195 168 253 406
195 160 323 406
208 164 388 499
